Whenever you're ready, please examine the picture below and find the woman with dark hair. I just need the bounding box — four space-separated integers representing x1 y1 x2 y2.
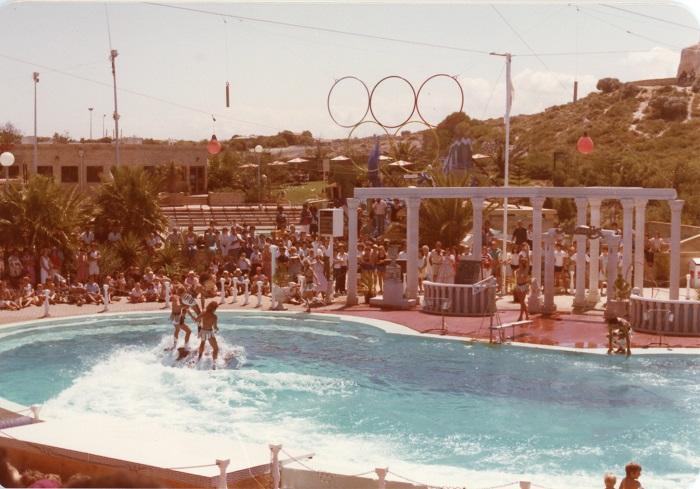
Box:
514 258 530 321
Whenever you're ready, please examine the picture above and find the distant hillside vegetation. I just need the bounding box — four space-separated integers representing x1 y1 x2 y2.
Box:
425 80 700 224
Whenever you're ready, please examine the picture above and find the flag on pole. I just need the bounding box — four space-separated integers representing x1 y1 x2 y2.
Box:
367 139 381 187
443 137 475 173
506 55 514 118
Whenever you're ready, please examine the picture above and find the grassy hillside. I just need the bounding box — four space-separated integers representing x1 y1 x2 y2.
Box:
406 82 700 225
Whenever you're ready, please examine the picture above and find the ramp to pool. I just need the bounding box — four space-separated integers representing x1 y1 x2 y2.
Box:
0 410 309 488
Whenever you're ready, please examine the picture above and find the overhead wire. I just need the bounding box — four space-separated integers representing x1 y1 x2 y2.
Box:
577 6 684 51
0 52 283 132
490 4 570 94
143 2 493 56
144 1 660 59
599 4 700 32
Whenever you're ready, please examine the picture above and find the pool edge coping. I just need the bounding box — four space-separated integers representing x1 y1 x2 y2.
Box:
2 309 700 356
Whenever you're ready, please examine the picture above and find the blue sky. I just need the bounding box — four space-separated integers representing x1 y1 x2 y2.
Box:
0 1 698 141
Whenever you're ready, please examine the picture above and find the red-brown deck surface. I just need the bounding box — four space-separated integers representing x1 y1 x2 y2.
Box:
323 305 700 349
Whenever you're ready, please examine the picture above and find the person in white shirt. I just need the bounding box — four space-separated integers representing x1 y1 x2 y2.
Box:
333 245 348 294
554 243 567 292
107 228 122 243
80 229 94 246
88 244 100 279
220 227 233 257
372 198 388 235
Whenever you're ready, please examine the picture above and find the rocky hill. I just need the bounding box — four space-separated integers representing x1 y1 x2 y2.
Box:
399 79 700 225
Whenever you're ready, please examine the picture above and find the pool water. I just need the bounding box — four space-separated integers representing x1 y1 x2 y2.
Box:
0 312 698 488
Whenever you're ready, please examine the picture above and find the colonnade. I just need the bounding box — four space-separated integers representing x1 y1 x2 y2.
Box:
346 187 682 311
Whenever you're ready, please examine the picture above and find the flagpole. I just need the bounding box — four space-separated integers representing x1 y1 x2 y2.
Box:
491 51 512 293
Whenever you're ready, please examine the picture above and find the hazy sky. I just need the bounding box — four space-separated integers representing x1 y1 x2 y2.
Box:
0 1 698 141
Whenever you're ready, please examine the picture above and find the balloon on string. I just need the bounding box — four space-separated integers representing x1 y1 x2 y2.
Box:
576 132 594 154
207 134 222 155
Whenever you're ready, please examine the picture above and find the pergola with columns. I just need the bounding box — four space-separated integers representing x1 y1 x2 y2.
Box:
346 187 682 310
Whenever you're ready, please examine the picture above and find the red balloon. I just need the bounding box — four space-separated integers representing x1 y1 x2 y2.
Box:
576 134 594 154
207 134 222 155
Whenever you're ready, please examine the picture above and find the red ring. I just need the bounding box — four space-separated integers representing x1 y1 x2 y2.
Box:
416 74 464 127
369 75 416 129
327 76 371 129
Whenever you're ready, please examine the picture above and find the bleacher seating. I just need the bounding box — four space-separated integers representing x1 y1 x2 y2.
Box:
160 205 303 231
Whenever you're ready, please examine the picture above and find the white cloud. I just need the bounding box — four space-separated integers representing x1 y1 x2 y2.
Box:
621 46 680 79
509 69 597 114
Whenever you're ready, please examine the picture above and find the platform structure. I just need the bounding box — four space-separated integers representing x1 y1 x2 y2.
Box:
0 405 311 488
346 187 684 315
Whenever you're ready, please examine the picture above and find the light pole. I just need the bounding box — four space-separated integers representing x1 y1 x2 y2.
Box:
102 113 106 138
88 107 94 140
78 149 85 190
0 152 14 185
110 49 120 166
255 144 263 203
490 51 512 288
32 72 39 175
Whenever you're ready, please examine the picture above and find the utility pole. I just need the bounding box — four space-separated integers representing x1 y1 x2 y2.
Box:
32 72 39 175
110 49 120 167
490 51 512 287
88 107 94 140
102 114 106 138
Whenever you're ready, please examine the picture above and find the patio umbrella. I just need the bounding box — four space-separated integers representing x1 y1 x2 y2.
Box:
388 160 414 167
268 160 288 166
379 155 393 161
239 163 258 169
287 157 309 164
330 155 351 161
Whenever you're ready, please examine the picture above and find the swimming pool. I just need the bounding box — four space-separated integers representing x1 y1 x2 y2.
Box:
0 312 698 488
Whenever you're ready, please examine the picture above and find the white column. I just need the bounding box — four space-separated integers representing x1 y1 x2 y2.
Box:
542 228 558 315
375 468 388 489
587 198 602 304
621 199 634 281
405 197 421 301
602 232 621 304
269 444 282 489
346 198 360 305
527 197 545 314
216 459 230 489
633 198 648 293
164 280 171 309
530 196 545 288
573 197 588 311
30 405 41 421
470 197 484 259
669 200 684 300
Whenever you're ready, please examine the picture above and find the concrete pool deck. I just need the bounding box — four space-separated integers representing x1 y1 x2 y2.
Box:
2 290 700 352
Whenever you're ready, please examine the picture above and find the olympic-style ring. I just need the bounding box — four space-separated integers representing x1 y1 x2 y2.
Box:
389 120 442 172
368 75 417 129
327 76 371 129
415 74 464 127
344 120 391 176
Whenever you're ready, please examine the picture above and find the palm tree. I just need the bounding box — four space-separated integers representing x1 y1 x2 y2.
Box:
389 140 420 163
0 176 87 255
93 166 167 241
418 171 474 248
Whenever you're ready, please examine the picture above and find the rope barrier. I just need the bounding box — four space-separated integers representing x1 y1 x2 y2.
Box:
474 481 521 489
349 470 376 478
164 462 218 470
531 483 558 489
280 449 318 473
387 469 431 487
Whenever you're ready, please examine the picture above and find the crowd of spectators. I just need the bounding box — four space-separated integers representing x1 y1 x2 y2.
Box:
0 197 672 313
